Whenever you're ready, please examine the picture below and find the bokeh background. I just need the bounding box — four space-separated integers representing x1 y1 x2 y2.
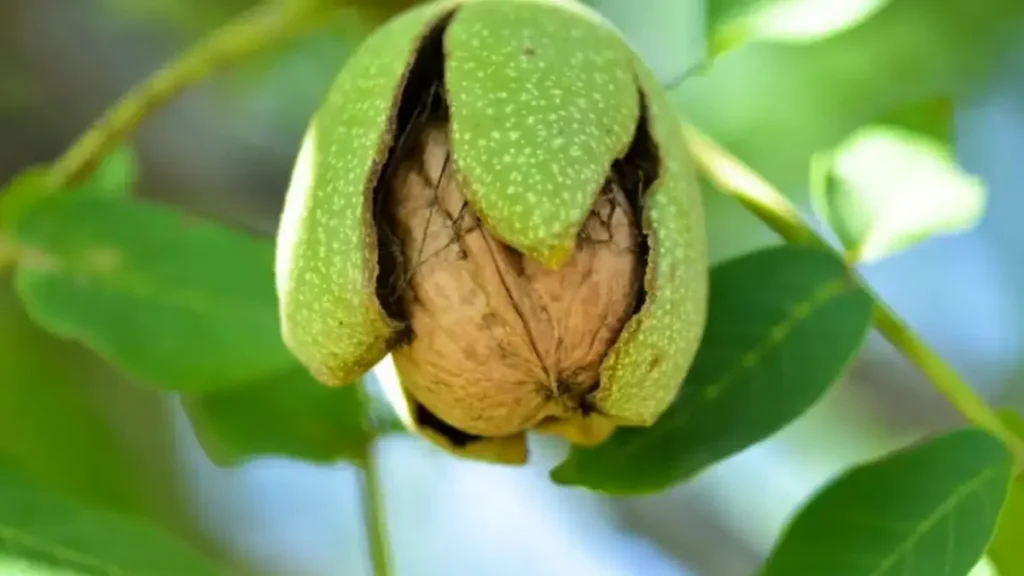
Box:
2 0 1023 574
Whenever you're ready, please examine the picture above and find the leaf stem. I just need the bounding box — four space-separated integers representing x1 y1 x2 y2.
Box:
871 302 1020 449
358 441 393 576
48 0 335 188
681 121 1024 467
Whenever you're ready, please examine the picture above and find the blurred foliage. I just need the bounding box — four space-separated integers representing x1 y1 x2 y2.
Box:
708 0 892 55
677 0 1024 201
99 0 256 35
184 368 371 465
0 279 147 515
13 194 297 391
0 60 37 114
2 0 1024 574
0 273 218 569
0 463 222 574
811 117 986 264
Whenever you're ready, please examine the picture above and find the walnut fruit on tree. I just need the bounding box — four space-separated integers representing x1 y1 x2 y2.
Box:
275 0 709 464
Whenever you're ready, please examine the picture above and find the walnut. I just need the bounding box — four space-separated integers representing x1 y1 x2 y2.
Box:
275 0 709 464
383 123 641 440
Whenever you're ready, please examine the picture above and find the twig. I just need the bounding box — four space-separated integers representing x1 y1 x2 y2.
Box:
49 0 335 187
681 121 1024 467
357 437 393 576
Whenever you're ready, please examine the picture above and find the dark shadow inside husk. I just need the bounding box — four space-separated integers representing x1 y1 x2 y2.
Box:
373 11 455 346
370 12 492 448
607 91 659 330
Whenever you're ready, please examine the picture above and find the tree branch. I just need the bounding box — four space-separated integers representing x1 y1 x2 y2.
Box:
49 0 335 187
681 121 1024 467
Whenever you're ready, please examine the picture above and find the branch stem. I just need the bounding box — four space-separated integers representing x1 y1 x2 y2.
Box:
358 441 393 576
49 0 334 188
681 122 1024 466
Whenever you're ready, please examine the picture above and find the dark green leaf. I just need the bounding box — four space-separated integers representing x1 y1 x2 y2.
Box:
811 120 985 264
708 0 892 55
0 281 150 516
761 427 1013 576
551 245 873 493
13 194 295 392
0 464 221 575
183 369 372 465
987 410 1024 576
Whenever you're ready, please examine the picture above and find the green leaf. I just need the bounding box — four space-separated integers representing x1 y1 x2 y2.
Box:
987 410 1024 576
815 121 983 264
13 194 296 392
709 0 892 55
811 122 986 264
761 427 1013 576
0 281 151 516
0 464 221 575
1 148 136 233
70 145 138 199
551 245 873 493
183 369 372 465
0 168 57 230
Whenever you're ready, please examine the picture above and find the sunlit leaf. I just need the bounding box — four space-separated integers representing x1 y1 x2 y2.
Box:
550 246 873 493
0 465 221 575
812 123 986 263
969 557 1001 576
676 0 1024 197
709 0 892 55
762 428 1013 576
13 195 295 392
183 369 372 465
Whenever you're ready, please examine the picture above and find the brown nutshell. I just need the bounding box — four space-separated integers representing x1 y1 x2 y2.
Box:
380 121 643 439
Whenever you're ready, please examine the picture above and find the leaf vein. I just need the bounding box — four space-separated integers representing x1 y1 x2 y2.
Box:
0 522 138 576
867 465 1003 576
607 274 856 463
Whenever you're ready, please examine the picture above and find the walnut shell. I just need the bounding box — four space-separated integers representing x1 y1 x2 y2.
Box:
385 122 641 438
